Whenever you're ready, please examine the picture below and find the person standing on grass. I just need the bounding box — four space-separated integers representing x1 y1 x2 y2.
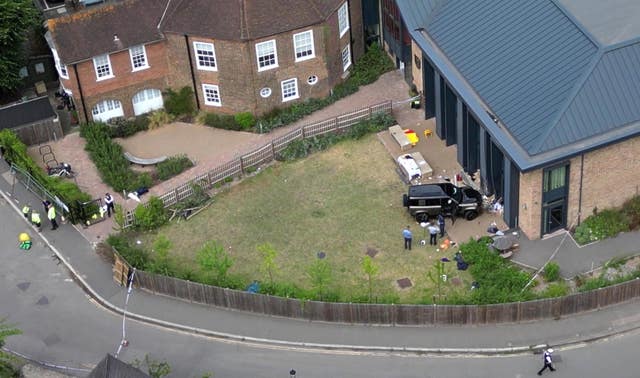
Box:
104 193 115 217
537 348 556 375
427 223 439 246
403 225 413 250
438 213 446 238
47 204 58 230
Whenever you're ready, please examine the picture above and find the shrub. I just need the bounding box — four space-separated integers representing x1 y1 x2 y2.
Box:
540 282 569 298
574 209 629 245
234 112 256 130
133 196 168 231
107 115 150 138
276 113 395 161
106 234 150 270
460 238 533 304
201 113 241 130
543 262 560 282
622 195 640 229
164 87 195 118
156 155 194 181
147 110 174 130
80 122 145 192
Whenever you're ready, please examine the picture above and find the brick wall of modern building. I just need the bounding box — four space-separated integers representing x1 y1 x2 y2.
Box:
411 40 423 94
519 136 640 239
518 169 544 239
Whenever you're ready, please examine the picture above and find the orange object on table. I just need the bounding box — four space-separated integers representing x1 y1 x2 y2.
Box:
403 129 419 146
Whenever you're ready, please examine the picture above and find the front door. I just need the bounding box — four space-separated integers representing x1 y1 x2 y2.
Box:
542 199 565 234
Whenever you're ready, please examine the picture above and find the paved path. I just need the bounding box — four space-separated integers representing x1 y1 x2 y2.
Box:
3 158 640 359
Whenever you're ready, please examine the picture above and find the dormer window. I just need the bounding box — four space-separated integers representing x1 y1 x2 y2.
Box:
93 54 114 80
129 45 149 71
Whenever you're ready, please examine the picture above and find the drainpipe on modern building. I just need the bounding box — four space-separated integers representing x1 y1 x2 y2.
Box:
184 35 200 111
578 153 584 225
73 64 89 124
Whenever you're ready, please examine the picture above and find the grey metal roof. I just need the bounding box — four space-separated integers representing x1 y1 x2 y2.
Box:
557 0 640 46
541 42 640 152
0 97 57 130
399 0 640 171
425 0 598 154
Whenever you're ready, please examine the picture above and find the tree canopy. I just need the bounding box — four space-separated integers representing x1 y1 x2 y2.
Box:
0 0 40 93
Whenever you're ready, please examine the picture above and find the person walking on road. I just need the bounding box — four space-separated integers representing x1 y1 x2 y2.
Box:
47 204 58 230
104 193 115 217
403 226 413 250
437 213 446 238
537 348 556 375
22 203 31 219
31 211 41 231
428 223 439 246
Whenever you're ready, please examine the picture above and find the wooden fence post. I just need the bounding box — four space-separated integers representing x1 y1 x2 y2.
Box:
271 142 276 159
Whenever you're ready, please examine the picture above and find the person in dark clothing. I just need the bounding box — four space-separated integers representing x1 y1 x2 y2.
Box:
537 348 556 375
402 226 412 250
42 199 52 214
104 193 115 217
437 213 446 238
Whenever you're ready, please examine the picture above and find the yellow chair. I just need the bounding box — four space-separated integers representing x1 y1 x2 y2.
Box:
423 129 433 138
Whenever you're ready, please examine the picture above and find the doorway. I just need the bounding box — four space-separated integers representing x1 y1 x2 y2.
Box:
542 199 565 235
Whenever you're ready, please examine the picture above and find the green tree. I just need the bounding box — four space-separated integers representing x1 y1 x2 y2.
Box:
306 259 333 300
149 234 173 275
361 255 379 302
256 242 278 284
0 318 21 377
197 241 233 284
131 355 171 378
426 259 450 303
0 0 39 93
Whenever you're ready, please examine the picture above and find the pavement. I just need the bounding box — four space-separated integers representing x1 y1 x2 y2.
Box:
3 158 640 357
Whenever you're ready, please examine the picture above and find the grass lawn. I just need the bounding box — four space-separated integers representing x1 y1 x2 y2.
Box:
137 134 474 303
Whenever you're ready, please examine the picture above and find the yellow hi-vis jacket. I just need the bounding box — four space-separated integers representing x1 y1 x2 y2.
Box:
22 205 30 215
48 206 56 220
31 212 41 224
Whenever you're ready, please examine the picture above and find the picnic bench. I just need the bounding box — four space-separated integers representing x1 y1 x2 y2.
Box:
124 152 167 166
389 125 412 151
407 151 433 177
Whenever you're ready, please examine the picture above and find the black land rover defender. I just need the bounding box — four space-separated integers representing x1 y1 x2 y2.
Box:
402 182 482 222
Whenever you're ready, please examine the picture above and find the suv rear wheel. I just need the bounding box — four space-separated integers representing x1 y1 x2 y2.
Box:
464 210 478 220
415 213 430 223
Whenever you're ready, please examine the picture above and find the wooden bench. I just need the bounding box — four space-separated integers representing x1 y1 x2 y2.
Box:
389 125 412 151
124 152 167 166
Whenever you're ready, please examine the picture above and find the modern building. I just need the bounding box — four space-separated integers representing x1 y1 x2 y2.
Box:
45 0 364 123
392 0 640 239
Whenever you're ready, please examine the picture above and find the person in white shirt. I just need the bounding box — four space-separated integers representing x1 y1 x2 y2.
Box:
104 193 115 217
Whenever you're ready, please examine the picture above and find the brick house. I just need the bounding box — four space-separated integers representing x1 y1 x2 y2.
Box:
392 0 640 239
46 0 364 123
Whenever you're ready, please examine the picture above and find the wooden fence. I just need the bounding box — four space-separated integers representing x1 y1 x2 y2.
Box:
122 101 393 227
13 118 63 146
112 251 640 325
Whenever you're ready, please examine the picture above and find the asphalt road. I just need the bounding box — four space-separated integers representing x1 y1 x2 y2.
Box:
2 195 640 377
